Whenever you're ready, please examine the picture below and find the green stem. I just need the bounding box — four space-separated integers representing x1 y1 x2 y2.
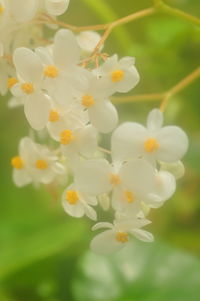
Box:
156 1 200 27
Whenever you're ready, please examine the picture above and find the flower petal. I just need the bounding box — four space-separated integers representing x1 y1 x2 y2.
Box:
10 0 38 22
89 100 118 133
24 92 50 130
45 0 70 16
13 48 43 84
156 126 189 162
13 169 32 187
111 122 147 163
90 230 125 254
119 159 156 195
76 125 97 157
53 29 80 70
146 108 163 131
131 229 154 242
75 159 112 195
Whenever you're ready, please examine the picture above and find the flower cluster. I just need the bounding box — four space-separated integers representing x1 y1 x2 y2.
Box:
2 0 189 254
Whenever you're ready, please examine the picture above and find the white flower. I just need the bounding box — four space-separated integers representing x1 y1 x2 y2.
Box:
59 125 98 159
62 183 97 220
46 99 89 140
12 47 50 130
11 137 65 186
111 108 189 164
96 54 140 94
75 158 162 215
76 71 118 133
36 29 85 104
90 217 153 254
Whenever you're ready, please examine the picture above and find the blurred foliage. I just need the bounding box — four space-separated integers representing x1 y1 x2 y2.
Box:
0 0 200 300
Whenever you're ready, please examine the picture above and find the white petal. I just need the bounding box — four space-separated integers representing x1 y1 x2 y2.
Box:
89 100 118 133
76 125 97 157
111 122 147 163
75 159 112 195
92 222 113 231
10 0 38 22
77 30 101 53
156 126 189 162
154 171 176 202
119 159 156 195
45 0 70 16
24 92 50 130
147 108 163 131
52 162 66 174
160 160 185 179
84 205 97 221
114 66 140 93
13 48 43 84
131 229 154 242
13 169 32 187
90 230 125 254
53 29 80 70
62 199 85 218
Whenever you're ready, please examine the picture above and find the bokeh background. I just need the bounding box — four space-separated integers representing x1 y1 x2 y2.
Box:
1 0 200 300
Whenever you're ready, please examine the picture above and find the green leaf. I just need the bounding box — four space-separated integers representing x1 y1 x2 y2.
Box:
0 219 88 281
72 240 200 301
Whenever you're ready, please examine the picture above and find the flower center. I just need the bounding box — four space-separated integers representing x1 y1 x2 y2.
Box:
111 69 124 82
66 190 79 205
7 77 18 89
144 138 160 153
82 94 95 107
44 65 59 78
49 110 60 122
124 190 135 203
11 156 24 169
60 130 74 145
110 173 121 185
36 159 48 170
116 232 129 243
0 4 5 14
21 82 34 94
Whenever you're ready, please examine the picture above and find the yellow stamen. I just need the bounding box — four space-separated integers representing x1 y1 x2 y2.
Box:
66 190 79 205
144 138 160 153
44 65 59 78
116 232 129 243
60 130 74 145
49 110 60 122
11 156 24 169
111 69 124 82
36 159 48 170
124 190 135 203
82 94 95 108
21 82 34 94
0 4 5 14
110 173 121 186
7 77 18 89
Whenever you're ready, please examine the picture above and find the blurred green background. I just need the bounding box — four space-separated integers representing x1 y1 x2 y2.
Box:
1 0 200 300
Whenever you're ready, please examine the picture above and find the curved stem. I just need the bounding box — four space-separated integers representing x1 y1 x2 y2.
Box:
112 66 200 112
160 66 200 112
